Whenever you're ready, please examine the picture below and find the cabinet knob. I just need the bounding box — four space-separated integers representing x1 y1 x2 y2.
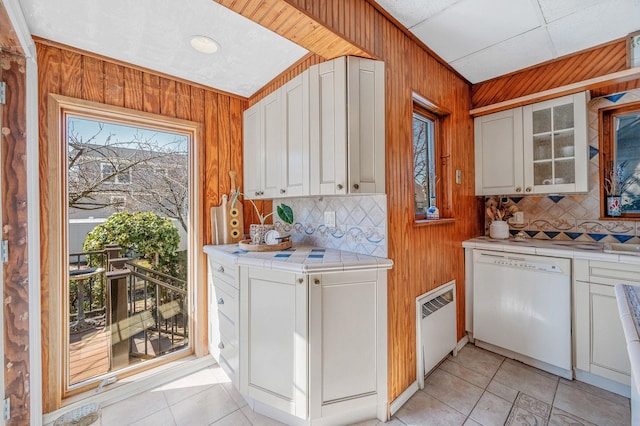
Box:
260 191 264 196
280 189 286 194
525 187 532 193
516 187 522 193
353 183 360 190
217 266 224 273
218 342 225 349
217 297 224 305
314 278 320 285
297 278 304 284
337 184 344 190
255 191 260 196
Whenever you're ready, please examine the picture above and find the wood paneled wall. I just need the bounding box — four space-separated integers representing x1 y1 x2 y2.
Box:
472 39 628 109
35 40 247 411
1 49 31 426
245 0 481 404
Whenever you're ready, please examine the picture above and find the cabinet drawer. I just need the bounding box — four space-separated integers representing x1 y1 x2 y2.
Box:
589 261 640 286
209 256 238 288
213 280 239 324
219 314 238 348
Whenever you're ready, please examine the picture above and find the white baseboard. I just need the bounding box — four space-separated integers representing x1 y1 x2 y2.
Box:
389 381 419 416
455 335 470 355
574 369 631 398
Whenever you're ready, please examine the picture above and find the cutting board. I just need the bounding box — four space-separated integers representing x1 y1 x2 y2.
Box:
210 171 244 244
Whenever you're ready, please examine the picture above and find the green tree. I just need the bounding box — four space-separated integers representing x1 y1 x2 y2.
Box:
83 211 181 275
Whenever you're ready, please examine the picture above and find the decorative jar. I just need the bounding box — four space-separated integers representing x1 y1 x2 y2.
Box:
607 196 622 217
489 220 509 239
249 224 274 245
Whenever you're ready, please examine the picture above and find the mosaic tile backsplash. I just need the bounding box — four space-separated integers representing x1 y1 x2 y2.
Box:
484 88 640 245
271 194 388 257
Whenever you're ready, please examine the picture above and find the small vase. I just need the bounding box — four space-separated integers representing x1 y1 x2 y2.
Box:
249 224 274 245
607 195 622 217
489 220 509 239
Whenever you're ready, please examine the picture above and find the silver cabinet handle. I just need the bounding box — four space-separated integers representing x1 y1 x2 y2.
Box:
337 184 344 190
314 278 320 285
255 191 260 196
217 297 224 305
218 342 224 349
525 187 532 193
280 189 286 194
353 183 359 190
297 278 304 284
217 266 224 273
516 187 522 193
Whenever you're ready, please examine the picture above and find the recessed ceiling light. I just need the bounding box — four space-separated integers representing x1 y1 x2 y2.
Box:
190 35 220 54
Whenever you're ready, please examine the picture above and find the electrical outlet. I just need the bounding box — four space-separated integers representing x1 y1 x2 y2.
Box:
324 211 336 227
513 211 524 225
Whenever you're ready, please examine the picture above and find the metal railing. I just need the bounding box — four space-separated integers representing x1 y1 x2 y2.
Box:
69 250 107 323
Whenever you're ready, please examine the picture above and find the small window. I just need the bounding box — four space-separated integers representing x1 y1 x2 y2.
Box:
600 101 640 218
101 162 131 184
412 94 447 221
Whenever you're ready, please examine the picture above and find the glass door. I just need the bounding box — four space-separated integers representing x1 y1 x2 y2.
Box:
531 102 575 186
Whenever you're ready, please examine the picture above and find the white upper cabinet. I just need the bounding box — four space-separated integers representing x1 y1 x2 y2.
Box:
309 56 386 195
281 72 310 198
474 92 588 196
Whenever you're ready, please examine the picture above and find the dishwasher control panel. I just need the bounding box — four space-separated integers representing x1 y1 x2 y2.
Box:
476 252 566 273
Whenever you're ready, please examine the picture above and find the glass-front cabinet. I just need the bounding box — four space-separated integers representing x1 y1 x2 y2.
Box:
474 92 588 196
523 92 588 193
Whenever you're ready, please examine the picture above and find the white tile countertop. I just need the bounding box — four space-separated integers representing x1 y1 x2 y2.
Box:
463 236 640 265
614 284 640 424
203 244 393 274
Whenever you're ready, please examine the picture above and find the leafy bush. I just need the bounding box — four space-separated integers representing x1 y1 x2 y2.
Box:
83 211 181 275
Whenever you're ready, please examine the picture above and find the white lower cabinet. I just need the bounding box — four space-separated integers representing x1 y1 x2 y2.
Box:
574 259 640 394
239 266 387 425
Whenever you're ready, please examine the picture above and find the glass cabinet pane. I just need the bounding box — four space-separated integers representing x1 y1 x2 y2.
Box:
534 135 552 160
533 109 551 134
553 103 574 130
555 159 575 183
554 132 575 158
534 162 552 185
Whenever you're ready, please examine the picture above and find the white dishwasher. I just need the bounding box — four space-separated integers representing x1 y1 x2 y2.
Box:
473 249 572 379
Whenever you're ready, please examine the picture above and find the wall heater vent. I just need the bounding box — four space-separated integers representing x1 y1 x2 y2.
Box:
416 280 457 389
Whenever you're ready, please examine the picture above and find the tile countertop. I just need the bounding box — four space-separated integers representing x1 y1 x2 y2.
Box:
463 236 640 264
203 244 393 274
614 284 640 409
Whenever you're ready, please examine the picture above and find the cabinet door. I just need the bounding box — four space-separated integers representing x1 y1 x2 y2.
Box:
281 72 309 197
309 270 384 419
261 90 283 199
474 108 523 195
243 103 262 198
347 57 385 194
309 57 347 195
522 92 588 194
240 268 308 419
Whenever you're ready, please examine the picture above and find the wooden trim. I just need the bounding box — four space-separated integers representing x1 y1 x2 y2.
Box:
470 67 640 116
0 1 24 55
33 37 248 102
598 100 640 220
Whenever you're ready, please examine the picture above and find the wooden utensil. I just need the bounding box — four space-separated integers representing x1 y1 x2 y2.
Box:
225 171 244 243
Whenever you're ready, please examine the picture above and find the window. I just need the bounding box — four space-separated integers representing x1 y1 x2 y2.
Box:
101 162 131 184
599 101 640 218
413 95 446 221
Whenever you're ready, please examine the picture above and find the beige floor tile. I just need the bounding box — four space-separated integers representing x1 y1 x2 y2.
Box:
350 419 406 426
221 382 247 408
463 419 482 426
101 389 169 425
548 407 597 426
423 369 484 415
493 359 558 404
395 390 466 426
439 359 493 389
486 380 519 403
553 382 631 426
129 407 177 426
504 358 560 381
504 406 546 425
514 392 551 418
469 391 512 425
559 378 630 408
450 344 505 377
239 406 288 426
169 384 239 426
210 409 252 426
158 366 223 406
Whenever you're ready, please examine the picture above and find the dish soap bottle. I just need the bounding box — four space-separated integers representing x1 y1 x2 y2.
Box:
426 196 439 219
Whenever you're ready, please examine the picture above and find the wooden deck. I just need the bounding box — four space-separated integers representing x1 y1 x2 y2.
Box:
69 326 110 385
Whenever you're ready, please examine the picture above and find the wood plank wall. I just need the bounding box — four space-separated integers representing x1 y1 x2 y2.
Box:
245 0 482 404
35 40 247 411
1 49 31 426
471 39 629 109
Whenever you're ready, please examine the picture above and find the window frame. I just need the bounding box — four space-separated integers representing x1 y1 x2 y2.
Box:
411 93 451 223
599 100 640 219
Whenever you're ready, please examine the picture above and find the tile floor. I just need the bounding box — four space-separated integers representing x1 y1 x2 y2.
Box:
100 343 631 425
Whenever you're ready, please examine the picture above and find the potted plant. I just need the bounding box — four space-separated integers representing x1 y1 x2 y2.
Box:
243 197 294 244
